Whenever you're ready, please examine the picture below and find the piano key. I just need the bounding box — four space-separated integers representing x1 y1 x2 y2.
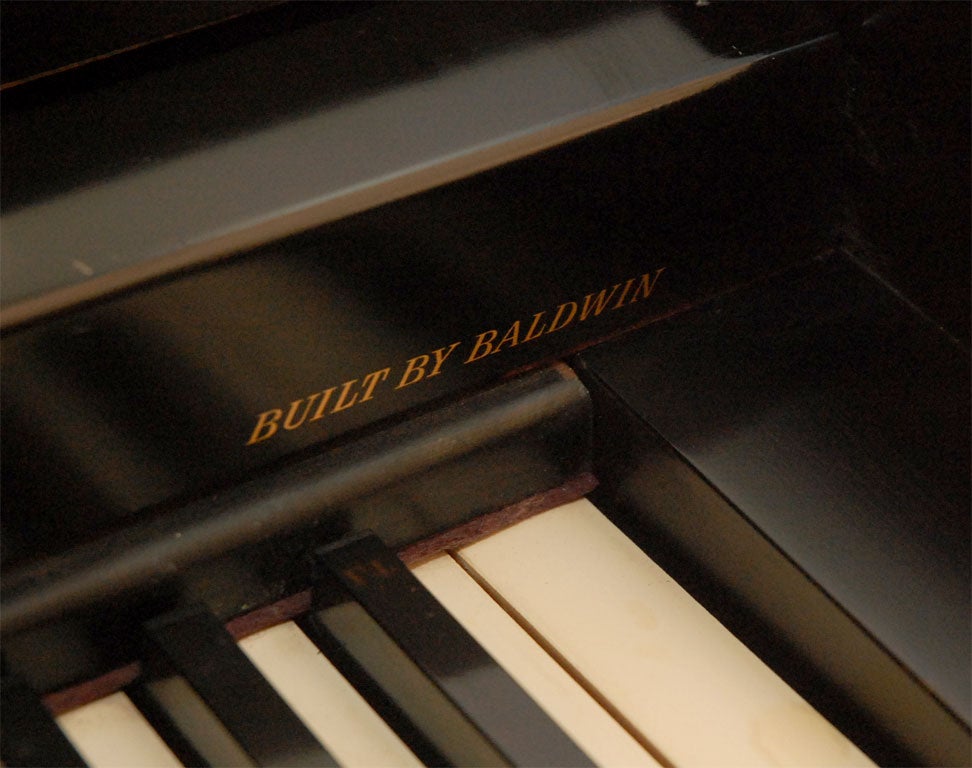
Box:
19 500 876 768
452 498 876 767
302 533 593 767
129 605 335 767
55 692 181 768
0 671 86 768
301 589 503 766
410 553 661 768
238 621 422 768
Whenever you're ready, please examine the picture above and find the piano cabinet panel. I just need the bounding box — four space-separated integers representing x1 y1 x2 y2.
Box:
1 1 852 556
578 255 971 766
1 4 968 766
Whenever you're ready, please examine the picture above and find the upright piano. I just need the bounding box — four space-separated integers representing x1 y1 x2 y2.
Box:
1 3 968 766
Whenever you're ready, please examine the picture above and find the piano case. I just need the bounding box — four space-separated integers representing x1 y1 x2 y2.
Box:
1 3 968 766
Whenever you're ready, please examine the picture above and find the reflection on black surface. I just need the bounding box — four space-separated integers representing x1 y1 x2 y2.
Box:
0 22 841 558
130 605 334 767
302 533 592 767
581 255 970 764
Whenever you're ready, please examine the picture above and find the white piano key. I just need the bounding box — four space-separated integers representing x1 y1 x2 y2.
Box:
411 552 661 767
238 621 422 768
56 691 181 768
453 498 875 767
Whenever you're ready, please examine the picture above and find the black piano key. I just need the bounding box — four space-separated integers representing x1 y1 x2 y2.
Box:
301 533 593 768
129 605 335 768
302 598 495 767
0 671 87 767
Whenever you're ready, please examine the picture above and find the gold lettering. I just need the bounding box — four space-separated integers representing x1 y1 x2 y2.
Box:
343 558 394 586
332 379 360 412
465 329 497 363
343 564 371 587
579 284 621 321
612 277 636 309
522 312 548 341
360 367 391 401
493 321 521 353
246 269 666 447
283 394 321 431
309 386 338 421
246 409 283 445
398 341 462 388
429 342 462 377
397 354 429 389
546 301 577 334
629 268 666 303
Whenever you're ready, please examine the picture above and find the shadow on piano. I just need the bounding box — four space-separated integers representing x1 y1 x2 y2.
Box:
1 2 968 766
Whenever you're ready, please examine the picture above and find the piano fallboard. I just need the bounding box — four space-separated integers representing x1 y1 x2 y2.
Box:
1 3 968 766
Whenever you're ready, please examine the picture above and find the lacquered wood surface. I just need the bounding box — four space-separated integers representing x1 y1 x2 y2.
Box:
579 256 970 765
1 3 840 314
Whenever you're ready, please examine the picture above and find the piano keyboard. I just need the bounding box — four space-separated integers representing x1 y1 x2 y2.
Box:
50 499 873 767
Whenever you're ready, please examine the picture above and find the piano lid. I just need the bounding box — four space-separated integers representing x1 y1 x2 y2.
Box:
0 1 279 87
0 2 840 327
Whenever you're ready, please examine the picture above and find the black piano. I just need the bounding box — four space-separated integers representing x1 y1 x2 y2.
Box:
1 3 968 766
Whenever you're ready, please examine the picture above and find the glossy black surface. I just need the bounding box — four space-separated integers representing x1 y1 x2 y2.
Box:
302 534 591 768
838 4 970 344
2 366 589 694
1 2 841 315
303 601 464 767
130 605 333 767
0 672 86 768
1 4 968 765
0 22 847 563
579 255 970 765
0 1 279 86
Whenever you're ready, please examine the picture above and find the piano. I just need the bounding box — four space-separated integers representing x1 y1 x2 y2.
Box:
1 2 968 766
